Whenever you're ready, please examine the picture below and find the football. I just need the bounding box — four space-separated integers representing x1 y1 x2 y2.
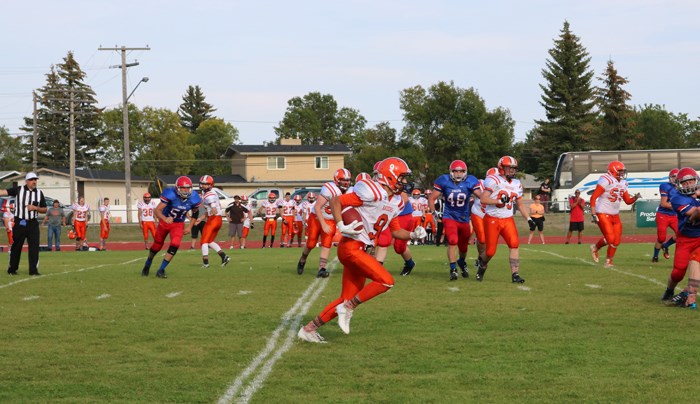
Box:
341 206 364 231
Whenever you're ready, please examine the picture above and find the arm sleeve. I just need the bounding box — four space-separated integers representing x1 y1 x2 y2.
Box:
589 185 605 211
388 216 401 231
338 192 363 207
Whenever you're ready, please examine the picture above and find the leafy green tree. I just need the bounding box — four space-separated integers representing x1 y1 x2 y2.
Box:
345 122 398 175
275 92 366 145
596 60 638 149
131 107 197 177
190 118 240 175
399 81 514 187
632 104 688 149
0 126 24 170
178 85 216 133
20 51 102 168
528 21 597 179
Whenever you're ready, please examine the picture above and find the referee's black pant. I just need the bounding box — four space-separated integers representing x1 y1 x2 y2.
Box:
8 219 40 275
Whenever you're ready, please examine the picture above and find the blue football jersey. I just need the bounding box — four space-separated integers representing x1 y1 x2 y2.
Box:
160 187 202 223
657 182 677 216
670 192 700 237
433 174 480 222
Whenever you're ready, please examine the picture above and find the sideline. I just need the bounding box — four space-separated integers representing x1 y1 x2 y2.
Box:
217 257 338 404
0 257 143 290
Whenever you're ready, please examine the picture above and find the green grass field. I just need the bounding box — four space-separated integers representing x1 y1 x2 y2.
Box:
1 241 697 403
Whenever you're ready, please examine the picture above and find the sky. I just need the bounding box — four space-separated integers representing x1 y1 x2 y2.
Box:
1 0 699 146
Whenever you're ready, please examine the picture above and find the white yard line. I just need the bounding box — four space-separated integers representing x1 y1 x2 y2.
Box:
218 257 338 404
0 258 143 290
522 248 668 288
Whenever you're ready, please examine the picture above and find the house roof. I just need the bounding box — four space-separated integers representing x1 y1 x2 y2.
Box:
0 170 20 181
159 174 247 186
5 168 151 183
224 144 351 157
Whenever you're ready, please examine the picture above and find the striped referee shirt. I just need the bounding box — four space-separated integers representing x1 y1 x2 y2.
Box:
5 185 46 221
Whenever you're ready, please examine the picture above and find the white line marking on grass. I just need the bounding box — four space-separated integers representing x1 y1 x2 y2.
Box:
165 291 182 298
524 248 668 288
517 285 531 291
585 284 602 289
237 290 252 295
0 257 142 290
23 295 40 301
218 257 338 404
96 294 111 299
447 286 460 292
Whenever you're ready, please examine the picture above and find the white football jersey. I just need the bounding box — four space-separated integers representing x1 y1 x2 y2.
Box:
410 196 428 217
280 199 296 217
341 179 403 246
98 204 111 221
260 199 281 219
202 190 222 216
294 202 304 221
318 181 344 220
594 173 629 215
470 179 486 219
137 200 159 222
71 203 90 222
482 174 523 219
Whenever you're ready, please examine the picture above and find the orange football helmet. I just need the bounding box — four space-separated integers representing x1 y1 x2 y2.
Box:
607 161 627 180
334 168 352 192
376 157 412 194
497 156 518 180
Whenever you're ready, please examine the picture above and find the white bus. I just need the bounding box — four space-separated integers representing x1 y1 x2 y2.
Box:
550 148 700 211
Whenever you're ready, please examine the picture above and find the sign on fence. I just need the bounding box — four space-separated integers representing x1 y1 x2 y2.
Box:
635 200 659 228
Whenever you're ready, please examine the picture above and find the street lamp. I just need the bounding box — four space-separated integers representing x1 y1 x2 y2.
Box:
122 75 148 224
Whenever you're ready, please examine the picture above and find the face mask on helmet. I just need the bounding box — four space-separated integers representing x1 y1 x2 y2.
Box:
607 161 627 180
498 157 518 180
376 157 412 194
334 168 352 191
175 176 193 199
449 160 467 182
676 167 699 195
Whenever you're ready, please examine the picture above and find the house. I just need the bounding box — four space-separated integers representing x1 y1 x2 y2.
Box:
222 138 352 195
4 168 152 223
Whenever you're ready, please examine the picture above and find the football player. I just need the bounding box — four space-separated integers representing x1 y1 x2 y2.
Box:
652 168 679 262
428 160 483 281
477 156 533 283
258 192 281 248
298 157 426 343
589 161 640 268
297 168 352 278
662 167 700 306
141 176 202 278
137 193 159 250
196 175 231 268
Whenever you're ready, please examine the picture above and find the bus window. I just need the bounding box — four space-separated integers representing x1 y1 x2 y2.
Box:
590 152 614 174
680 150 700 168
649 151 678 172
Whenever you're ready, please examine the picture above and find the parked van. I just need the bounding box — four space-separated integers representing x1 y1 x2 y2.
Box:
248 188 283 209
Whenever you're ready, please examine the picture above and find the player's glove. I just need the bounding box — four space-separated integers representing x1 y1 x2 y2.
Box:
410 226 427 240
527 218 536 228
500 194 510 204
591 214 599 224
336 220 362 235
634 193 642 200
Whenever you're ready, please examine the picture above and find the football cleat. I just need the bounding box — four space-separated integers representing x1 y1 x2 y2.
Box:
156 270 167 279
670 291 688 307
222 256 231 267
475 258 487 281
400 261 415 276
651 257 659 263
449 269 458 281
663 247 670 260
202 264 210 269
317 268 330 278
512 272 525 283
297 327 327 343
603 260 614 269
457 259 469 278
335 302 354 334
141 267 150 277
590 245 599 263
661 289 674 301
297 260 305 275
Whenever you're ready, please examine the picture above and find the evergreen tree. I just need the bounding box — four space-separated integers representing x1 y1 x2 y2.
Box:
0 126 23 170
528 21 597 179
178 85 216 133
20 52 102 168
596 60 638 149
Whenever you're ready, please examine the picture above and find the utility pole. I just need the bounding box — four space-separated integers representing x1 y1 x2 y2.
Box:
69 90 76 205
98 45 150 223
32 91 38 172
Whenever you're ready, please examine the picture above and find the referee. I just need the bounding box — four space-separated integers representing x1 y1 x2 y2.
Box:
0 172 47 276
